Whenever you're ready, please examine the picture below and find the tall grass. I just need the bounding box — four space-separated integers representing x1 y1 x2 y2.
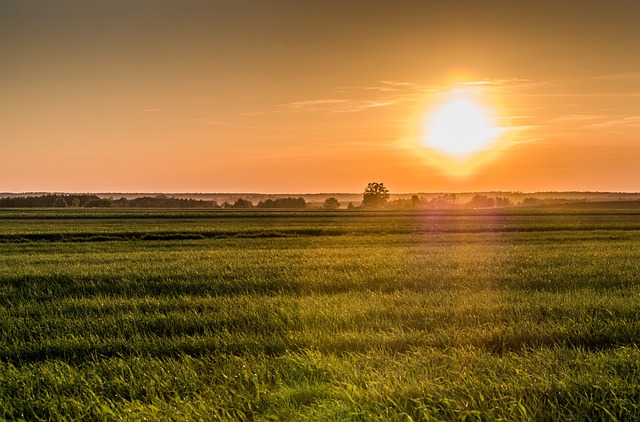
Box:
1 210 639 419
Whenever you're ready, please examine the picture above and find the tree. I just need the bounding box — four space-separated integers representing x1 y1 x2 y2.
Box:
467 195 495 208
495 197 512 207
52 197 68 208
443 193 457 203
232 198 253 208
256 197 306 209
411 195 420 209
362 182 390 208
84 198 112 208
323 197 340 210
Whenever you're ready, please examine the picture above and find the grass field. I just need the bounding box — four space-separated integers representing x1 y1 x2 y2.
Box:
1 208 640 420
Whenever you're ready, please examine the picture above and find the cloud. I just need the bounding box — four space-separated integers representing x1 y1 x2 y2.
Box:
456 78 531 86
546 114 608 124
545 113 640 132
329 100 403 113
334 80 431 94
270 78 546 117
584 116 640 129
285 99 349 111
129 108 162 113
282 80 429 114
283 96 405 114
590 71 640 81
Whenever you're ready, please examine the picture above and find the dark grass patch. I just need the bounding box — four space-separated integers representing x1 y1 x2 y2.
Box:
0 229 349 243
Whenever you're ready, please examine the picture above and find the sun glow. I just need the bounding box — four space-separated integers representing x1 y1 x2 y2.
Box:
417 89 506 175
425 98 499 155
423 96 500 156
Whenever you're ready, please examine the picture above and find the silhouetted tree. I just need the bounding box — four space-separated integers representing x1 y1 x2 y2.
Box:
411 195 420 209
232 198 253 208
0 194 103 208
52 197 67 207
521 197 540 206
84 198 113 208
443 193 457 203
362 182 390 208
124 196 217 208
323 197 340 210
495 197 512 207
467 195 495 208
256 197 305 209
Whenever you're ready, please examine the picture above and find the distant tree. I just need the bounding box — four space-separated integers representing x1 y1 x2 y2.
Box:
232 198 253 208
362 182 390 208
52 197 67 208
521 197 540 206
84 198 113 208
467 195 495 208
113 197 128 208
347 202 354 210
0 194 101 208
443 193 457 203
323 197 340 210
495 197 512 207
120 196 217 208
71 197 81 208
411 195 420 209
256 197 306 209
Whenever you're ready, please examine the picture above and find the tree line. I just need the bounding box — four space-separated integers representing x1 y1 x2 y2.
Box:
1 184 569 210
0 194 218 209
221 197 307 209
0 194 309 209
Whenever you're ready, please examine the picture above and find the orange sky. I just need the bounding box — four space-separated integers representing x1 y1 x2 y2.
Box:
2 1 640 193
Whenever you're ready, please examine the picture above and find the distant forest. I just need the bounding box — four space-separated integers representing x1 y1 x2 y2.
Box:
0 194 307 209
2 193 640 210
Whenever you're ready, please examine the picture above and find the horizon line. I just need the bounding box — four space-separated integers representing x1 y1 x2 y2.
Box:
2 190 640 196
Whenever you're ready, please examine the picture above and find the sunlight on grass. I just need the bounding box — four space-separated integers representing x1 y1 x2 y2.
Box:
1 210 640 419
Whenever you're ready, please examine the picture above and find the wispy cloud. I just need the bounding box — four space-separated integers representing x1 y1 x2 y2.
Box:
281 80 430 114
129 108 162 113
545 113 640 132
255 78 543 118
546 114 608 124
330 99 404 113
282 97 406 114
456 78 531 86
334 80 431 94
285 99 349 111
584 115 640 129
562 114 607 121
590 71 640 81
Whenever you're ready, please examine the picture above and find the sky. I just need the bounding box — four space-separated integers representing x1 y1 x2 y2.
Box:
2 0 640 193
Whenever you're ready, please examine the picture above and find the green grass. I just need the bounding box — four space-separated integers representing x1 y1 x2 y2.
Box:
1 209 640 420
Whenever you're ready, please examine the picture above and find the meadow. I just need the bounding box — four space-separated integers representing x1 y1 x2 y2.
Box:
1 208 639 420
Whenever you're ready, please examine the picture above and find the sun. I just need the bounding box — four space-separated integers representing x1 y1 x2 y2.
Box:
422 94 501 157
412 87 510 176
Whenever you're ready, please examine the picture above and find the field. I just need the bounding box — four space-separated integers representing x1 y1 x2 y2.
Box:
1 208 640 420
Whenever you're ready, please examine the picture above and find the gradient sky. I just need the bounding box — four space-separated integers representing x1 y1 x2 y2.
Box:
2 0 640 193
